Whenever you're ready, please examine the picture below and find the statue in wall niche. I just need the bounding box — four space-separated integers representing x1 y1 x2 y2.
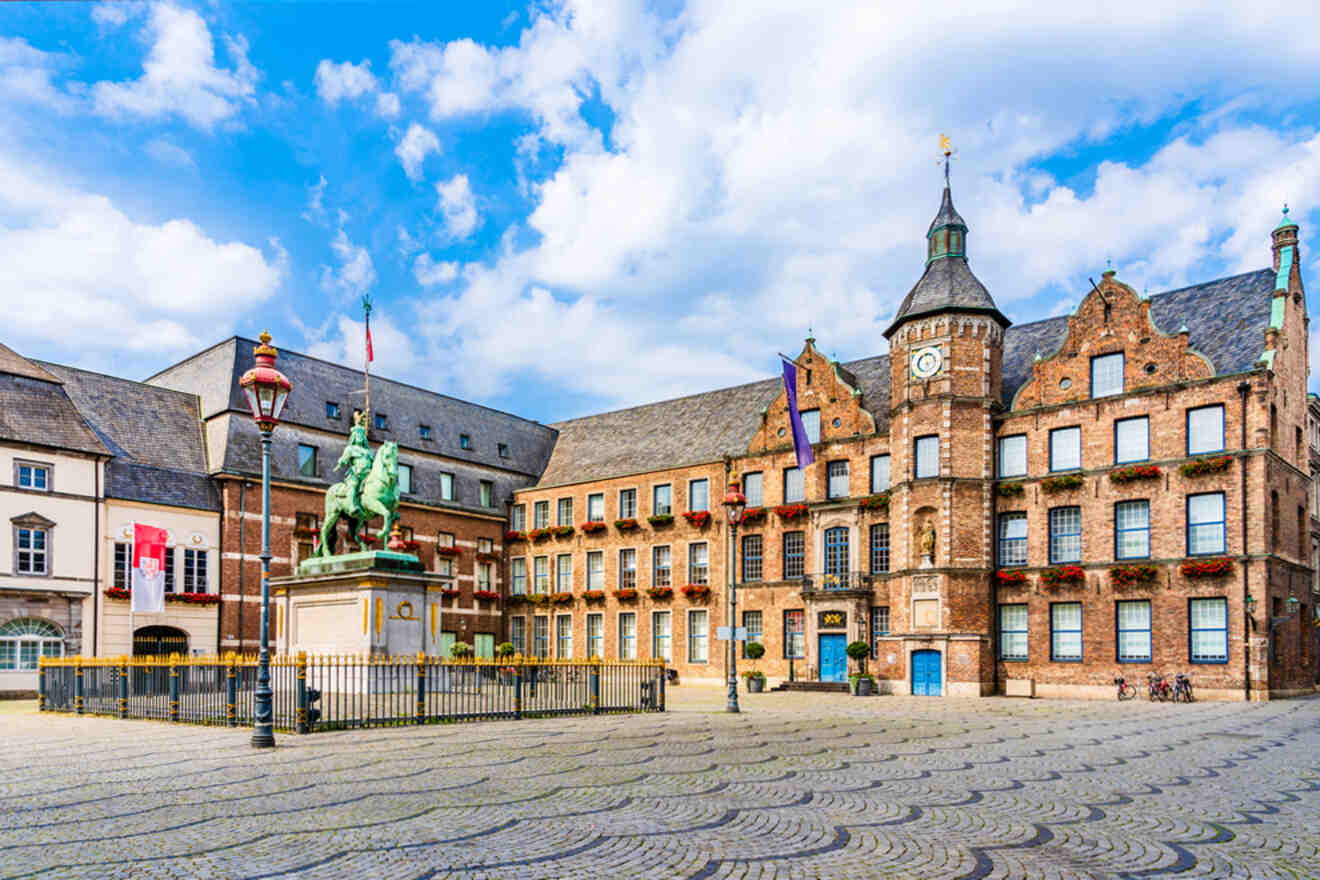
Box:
919 521 936 567
314 411 402 557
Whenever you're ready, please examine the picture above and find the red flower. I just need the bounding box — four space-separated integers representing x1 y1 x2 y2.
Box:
1040 565 1085 586
473 590 500 601
682 510 712 527
775 503 808 520
994 570 1027 586
613 518 640 531
583 590 606 601
681 584 711 600
505 530 528 542
1180 557 1234 578
580 521 608 534
614 588 638 601
435 545 462 557
646 586 673 600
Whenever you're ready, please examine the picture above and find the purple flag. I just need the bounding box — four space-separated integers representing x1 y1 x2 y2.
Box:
781 359 815 468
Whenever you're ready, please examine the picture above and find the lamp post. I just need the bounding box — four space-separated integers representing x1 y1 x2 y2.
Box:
722 475 746 714
239 331 291 749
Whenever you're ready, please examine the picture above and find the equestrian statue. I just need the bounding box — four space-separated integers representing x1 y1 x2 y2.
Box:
315 411 401 556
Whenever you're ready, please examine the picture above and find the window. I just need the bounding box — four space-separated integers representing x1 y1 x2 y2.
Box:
533 616 549 658
783 467 805 503
653 484 672 516
1187 405 1225 455
827 460 850 499
587 613 604 659
742 610 763 658
0 618 63 670
689 542 709 585
511 504 526 532
498 443 509 458
509 616 526 656
511 558 527 594
476 537 492 554
998 513 1028 567
183 549 208 593
871 605 890 641
784 610 805 658
1117 600 1152 662
653 546 671 587
477 561 492 591
556 554 572 592
15 463 49 491
556 614 572 659
164 546 175 593
480 480 493 507
824 526 849 576
619 488 637 519
1190 598 1228 663
460 434 472 450
783 531 805 579
1301 505 1309 558
438 472 454 501
652 611 671 662
1271 490 1280 552
1187 492 1226 556
533 501 549 529
398 464 413 494
437 531 455 548
557 498 573 526
869 455 890 493
619 612 637 660
742 535 762 582
588 493 604 521
325 401 341 419
688 610 709 663
1049 507 1082 564
587 551 604 590
915 435 939 478
16 527 47 575
1115 417 1149 464
620 548 637 589
742 472 763 506
534 557 549 593
295 444 317 478
420 424 433 440
688 479 709 512
1049 426 1081 471
113 541 130 589
1091 352 1124 398
800 409 821 443
374 413 388 430
1115 500 1150 560
870 523 890 573
999 604 1028 660
998 435 1027 478
1051 603 1083 661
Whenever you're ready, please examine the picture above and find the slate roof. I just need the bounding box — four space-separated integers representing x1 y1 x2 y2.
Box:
0 343 62 384
0 347 108 458
39 362 218 511
536 269 1276 487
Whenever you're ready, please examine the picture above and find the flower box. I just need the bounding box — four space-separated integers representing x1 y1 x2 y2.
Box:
1110 464 1161 484
505 530 527 542
1110 564 1159 587
439 587 461 599
583 590 606 602
775 503 808 520
168 592 221 605
476 552 501 564
581 521 608 534
506 594 529 606
526 593 550 606
530 528 553 541
473 590 500 602
103 587 131 601
614 518 640 531
994 570 1028 586
683 510 712 527
1180 557 1234 578
399 539 421 551
646 586 674 600
681 584 711 600
858 493 890 512
996 482 1025 498
740 507 766 523
647 514 674 527
435 545 462 557
550 591 575 604
614 588 638 601
1040 565 1086 586
1041 474 1084 494
553 525 575 538
1181 455 1233 478
293 526 319 538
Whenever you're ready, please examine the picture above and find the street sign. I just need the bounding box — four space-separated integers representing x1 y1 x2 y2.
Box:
734 627 747 640
716 626 732 640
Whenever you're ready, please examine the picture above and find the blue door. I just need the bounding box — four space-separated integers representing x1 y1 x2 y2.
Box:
819 634 847 682
911 650 942 696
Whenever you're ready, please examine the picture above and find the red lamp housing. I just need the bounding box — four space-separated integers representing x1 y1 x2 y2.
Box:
722 480 747 526
239 331 291 432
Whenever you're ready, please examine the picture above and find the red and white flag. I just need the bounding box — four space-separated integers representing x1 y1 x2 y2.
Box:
365 312 374 363
130 523 168 614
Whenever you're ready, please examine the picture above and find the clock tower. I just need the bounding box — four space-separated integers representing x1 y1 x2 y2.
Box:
878 169 1009 696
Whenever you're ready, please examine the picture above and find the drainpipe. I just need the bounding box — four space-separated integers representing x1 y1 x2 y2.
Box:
1239 381 1252 701
237 479 247 654
92 459 101 656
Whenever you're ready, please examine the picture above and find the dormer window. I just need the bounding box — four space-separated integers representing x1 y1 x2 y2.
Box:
498 443 509 458
375 413 388 431
325 401 341 420
419 425 433 441
460 434 472 450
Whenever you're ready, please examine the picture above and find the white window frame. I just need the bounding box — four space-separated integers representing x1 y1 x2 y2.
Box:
998 435 1027 478
869 455 890 493
1091 352 1124 398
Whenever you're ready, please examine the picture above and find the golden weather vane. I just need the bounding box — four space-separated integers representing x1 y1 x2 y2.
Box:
938 134 957 183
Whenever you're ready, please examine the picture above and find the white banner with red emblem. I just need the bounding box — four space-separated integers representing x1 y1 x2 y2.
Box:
130 523 168 614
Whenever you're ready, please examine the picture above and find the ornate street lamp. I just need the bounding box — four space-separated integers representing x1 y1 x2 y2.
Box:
239 331 291 749
722 474 747 714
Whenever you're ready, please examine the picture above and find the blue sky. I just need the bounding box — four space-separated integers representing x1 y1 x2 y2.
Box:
2 1 1319 423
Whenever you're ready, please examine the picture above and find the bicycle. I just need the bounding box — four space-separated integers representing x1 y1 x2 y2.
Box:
1172 673 1194 703
1114 676 1137 700
1147 672 1172 701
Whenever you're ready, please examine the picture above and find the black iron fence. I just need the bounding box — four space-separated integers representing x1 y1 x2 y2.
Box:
40 654 666 733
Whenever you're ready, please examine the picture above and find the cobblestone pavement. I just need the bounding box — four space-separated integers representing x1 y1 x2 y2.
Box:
2 689 1319 879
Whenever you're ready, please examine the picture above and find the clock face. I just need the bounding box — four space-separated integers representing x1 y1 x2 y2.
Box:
911 346 943 379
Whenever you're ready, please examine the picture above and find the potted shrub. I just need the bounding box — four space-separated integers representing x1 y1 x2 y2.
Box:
743 641 766 693
846 640 874 696
449 641 473 659
496 641 516 659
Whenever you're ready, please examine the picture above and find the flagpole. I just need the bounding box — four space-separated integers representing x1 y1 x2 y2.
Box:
362 295 372 426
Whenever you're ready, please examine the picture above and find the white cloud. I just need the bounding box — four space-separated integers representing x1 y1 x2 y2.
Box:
435 173 478 239
302 175 328 224
320 224 376 298
91 2 258 130
306 313 416 379
0 150 281 358
314 58 378 105
375 91 400 118
413 253 459 286
145 137 194 167
91 2 140 29
0 37 80 113
395 123 440 181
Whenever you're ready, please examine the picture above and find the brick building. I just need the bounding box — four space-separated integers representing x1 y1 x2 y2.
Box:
504 185 1315 701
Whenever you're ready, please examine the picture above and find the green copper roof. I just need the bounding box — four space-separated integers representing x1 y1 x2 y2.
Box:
1276 243 1294 292
1275 205 1297 230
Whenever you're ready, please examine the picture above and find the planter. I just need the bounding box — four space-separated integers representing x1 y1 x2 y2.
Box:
526 594 549 606
1180 455 1233 478
647 514 674 527
1110 564 1158 587
1110 464 1161 484
996 482 1025 498
505 594 529 607
293 527 319 538
681 584 711 601
1041 474 1084 494
435 546 462 557
476 552 500 564
995 570 1028 587
550 591 575 605
741 508 766 524
849 676 875 696
746 675 765 694
682 511 712 527
858 493 890 512
614 588 639 601
583 590 606 602
504 530 528 542
1040 565 1085 587
1180 557 1234 578
440 588 461 599
614 518 640 532
553 526 575 538
473 590 500 602
580 522 608 534
646 586 674 600
530 528 553 542
775 503 808 521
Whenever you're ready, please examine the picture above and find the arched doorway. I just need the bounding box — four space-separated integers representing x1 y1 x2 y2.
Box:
911 649 942 696
133 626 189 657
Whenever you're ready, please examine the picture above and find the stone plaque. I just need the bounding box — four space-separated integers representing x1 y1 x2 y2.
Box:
912 574 939 594
817 610 847 630
912 598 939 628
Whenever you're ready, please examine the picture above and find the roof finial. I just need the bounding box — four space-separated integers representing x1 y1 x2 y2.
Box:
939 133 955 184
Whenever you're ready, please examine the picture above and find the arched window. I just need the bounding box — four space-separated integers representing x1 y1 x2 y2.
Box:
0 618 63 670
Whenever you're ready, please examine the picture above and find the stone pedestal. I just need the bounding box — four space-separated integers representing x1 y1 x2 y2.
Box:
272 551 452 657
